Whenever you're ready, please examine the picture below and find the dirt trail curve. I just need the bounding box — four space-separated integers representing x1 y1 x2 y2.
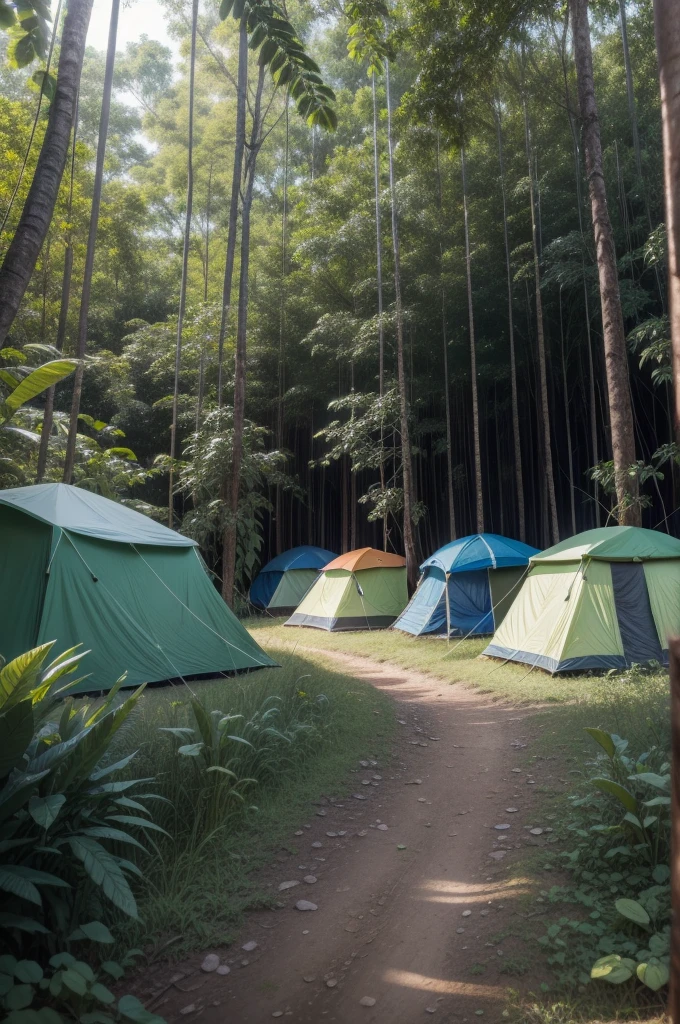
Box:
152 648 545 1024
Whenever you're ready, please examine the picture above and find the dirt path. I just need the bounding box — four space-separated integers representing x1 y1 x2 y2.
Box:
145 649 550 1024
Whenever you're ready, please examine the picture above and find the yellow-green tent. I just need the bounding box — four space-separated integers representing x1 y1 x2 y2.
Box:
483 526 680 673
285 547 408 631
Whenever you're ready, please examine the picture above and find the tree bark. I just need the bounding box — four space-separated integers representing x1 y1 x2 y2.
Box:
435 134 456 540
386 61 418 589
461 144 484 534
168 0 198 526
372 74 389 550
62 0 120 482
221 64 266 607
0 0 93 346
522 95 559 543
653 0 680 448
37 97 79 484
494 102 525 541
569 0 640 523
275 96 289 554
216 18 247 407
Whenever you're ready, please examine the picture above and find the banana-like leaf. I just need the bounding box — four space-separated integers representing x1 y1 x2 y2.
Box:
591 777 637 813
584 727 616 757
0 643 54 712
591 953 636 983
2 359 77 419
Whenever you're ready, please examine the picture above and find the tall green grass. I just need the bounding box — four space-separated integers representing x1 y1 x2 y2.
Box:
108 651 394 955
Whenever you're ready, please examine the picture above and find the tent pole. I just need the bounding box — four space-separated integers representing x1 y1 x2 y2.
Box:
445 572 451 642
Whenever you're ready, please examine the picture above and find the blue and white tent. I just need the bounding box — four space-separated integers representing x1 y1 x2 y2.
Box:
249 546 337 614
393 534 539 637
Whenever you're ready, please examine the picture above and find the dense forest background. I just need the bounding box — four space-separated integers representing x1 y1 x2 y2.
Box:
0 0 674 604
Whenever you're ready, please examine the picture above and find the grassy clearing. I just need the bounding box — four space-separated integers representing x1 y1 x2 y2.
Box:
249 618 670 753
109 650 394 957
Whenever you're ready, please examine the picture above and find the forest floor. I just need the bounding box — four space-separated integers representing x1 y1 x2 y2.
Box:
126 627 668 1024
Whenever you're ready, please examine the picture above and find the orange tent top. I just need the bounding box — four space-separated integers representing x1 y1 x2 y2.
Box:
323 547 406 572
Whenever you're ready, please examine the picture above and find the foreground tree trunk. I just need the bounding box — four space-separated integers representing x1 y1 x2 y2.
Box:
372 73 389 549
63 0 120 482
653 0 680 443
522 94 559 543
168 0 199 526
0 0 94 346
221 65 266 607
216 18 248 406
37 100 79 483
461 144 484 534
386 61 418 589
569 0 640 523
435 135 456 540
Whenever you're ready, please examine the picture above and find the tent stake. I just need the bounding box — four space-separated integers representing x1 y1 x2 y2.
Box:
671 636 680 1024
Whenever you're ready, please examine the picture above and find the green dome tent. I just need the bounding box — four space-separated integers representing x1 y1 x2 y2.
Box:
483 526 680 673
0 483 275 692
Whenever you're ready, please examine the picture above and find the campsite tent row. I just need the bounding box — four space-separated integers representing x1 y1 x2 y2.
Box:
2 483 677 687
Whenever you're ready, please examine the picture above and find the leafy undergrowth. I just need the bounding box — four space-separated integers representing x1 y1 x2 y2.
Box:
110 650 394 957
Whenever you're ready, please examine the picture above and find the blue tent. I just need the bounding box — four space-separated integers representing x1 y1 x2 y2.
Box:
249 546 337 614
393 534 539 637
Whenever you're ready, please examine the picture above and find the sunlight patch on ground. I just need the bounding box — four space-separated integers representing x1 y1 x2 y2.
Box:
417 877 532 904
382 968 506 999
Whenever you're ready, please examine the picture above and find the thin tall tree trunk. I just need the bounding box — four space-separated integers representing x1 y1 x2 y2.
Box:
386 61 417 589
372 73 388 550
522 94 559 542
569 0 640 523
216 18 247 407
653 0 680 446
560 288 577 534
494 101 525 541
618 0 642 181
461 143 484 533
63 0 120 483
221 64 266 607
168 0 198 526
435 134 456 539
0 0 93 346
559 25 601 522
275 96 289 554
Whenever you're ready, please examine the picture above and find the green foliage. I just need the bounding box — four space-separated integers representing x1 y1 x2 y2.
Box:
537 726 670 999
0 643 164 949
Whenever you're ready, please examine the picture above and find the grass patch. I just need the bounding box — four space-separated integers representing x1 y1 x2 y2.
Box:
249 618 670 754
110 649 394 957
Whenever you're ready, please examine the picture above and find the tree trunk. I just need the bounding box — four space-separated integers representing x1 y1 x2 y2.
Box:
386 61 418 589
461 144 484 534
569 0 640 523
37 101 78 483
435 134 456 540
62 0 119 483
559 288 577 534
168 0 198 526
216 18 247 407
522 95 559 542
559 24 601 522
618 0 643 181
494 102 525 541
653 0 680 445
221 64 266 607
0 0 93 346
372 73 389 550
275 97 289 554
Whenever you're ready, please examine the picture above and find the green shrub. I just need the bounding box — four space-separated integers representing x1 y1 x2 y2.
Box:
538 725 670 1000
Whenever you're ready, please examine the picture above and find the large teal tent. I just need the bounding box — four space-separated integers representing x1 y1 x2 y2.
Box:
0 483 275 692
